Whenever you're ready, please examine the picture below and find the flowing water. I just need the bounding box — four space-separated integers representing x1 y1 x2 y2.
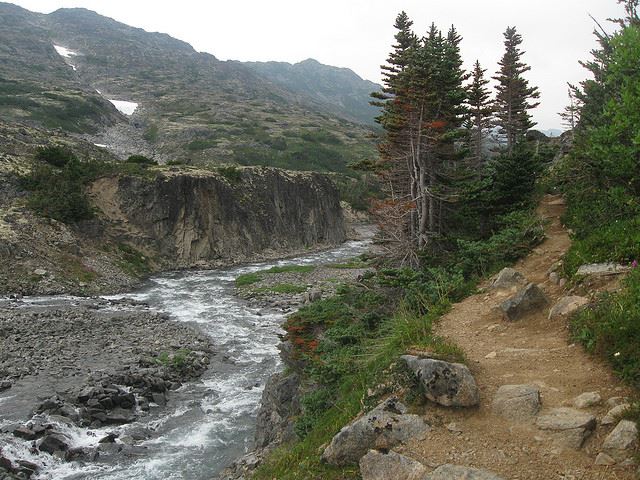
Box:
0 238 371 480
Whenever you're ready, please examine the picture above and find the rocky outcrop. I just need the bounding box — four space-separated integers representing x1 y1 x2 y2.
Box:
90 167 346 268
401 356 480 407
255 372 300 450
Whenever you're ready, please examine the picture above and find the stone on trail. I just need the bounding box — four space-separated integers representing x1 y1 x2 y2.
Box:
576 263 631 277
427 464 504 479
359 450 428 480
548 296 589 320
401 355 480 408
594 452 616 466
500 283 549 321
321 397 430 466
491 268 526 291
602 420 638 462
535 407 596 449
602 404 631 425
491 385 541 421
572 391 601 409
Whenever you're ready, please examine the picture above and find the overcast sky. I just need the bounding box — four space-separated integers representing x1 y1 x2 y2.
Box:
10 0 627 129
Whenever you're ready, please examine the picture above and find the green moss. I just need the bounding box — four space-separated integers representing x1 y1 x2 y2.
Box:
235 272 261 287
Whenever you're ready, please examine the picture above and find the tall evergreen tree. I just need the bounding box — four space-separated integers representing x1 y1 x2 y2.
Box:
493 27 540 153
465 60 493 165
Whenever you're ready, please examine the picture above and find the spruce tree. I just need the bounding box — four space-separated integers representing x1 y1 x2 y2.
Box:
493 27 540 153
465 60 493 165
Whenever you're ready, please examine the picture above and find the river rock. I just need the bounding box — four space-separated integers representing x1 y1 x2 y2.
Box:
38 433 71 454
401 355 479 407
321 397 430 466
572 391 601 409
500 283 549 321
535 408 596 448
548 296 589 320
0 380 11 392
359 450 428 480
576 263 630 277
602 404 631 425
602 420 638 461
491 268 526 290
491 385 541 421
427 464 504 479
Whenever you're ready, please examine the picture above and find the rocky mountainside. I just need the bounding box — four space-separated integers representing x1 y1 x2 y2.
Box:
0 3 376 170
244 58 381 125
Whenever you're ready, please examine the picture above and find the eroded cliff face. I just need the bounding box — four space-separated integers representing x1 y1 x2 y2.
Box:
90 167 346 268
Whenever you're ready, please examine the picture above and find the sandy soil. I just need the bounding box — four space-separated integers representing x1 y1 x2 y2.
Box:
401 195 637 479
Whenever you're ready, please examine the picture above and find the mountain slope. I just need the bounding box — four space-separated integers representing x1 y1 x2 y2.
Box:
244 58 381 125
0 3 376 171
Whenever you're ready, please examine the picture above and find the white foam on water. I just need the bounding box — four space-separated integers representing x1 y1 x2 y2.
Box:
108 99 138 116
53 45 78 58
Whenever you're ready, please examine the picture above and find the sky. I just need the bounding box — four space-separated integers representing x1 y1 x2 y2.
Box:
9 0 627 130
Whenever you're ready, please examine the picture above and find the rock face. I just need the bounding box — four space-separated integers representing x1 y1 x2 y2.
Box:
536 408 596 448
359 450 428 480
491 385 541 421
401 356 480 407
254 372 300 449
500 283 549 321
321 398 430 466
427 464 504 480
491 268 526 290
548 296 589 320
602 420 638 461
89 168 346 268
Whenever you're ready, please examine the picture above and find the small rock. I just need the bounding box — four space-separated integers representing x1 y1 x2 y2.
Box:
500 283 549 321
573 391 601 409
548 296 589 320
602 420 638 461
484 351 497 359
359 450 428 480
607 396 630 408
491 268 527 290
602 404 630 425
536 408 596 448
559 278 567 288
446 422 463 433
576 263 631 277
549 272 560 284
401 355 479 407
34 268 47 276
0 380 11 392
428 464 504 479
492 385 541 421
594 452 616 466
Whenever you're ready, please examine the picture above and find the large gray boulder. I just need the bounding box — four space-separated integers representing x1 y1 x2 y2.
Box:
38 433 71 454
535 408 596 448
602 420 638 462
427 464 504 479
491 385 541 421
500 283 549 321
359 450 428 480
401 356 479 407
548 296 589 320
491 268 526 291
321 397 430 466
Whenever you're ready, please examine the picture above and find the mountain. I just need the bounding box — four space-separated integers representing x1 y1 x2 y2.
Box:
0 3 377 171
243 58 381 125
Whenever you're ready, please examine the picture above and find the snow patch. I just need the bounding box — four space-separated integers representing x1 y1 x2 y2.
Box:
95 89 101 94
108 99 138 116
94 144 108 148
53 45 78 58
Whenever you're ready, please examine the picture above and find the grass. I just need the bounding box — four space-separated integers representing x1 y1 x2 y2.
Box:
264 265 315 274
116 244 151 277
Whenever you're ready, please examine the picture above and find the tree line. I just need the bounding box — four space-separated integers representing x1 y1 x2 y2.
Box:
369 13 542 264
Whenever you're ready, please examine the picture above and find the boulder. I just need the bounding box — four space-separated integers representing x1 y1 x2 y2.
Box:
535 408 596 448
427 464 504 479
602 420 638 462
321 397 430 466
572 391 601 409
359 450 428 480
401 356 479 407
38 433 71 454
602 404 631 425
491 268 526 290
594 453 616 466
576 263 630 277
0 380 11 392
548 296 589 320
500 283 549 321
491 385 541 421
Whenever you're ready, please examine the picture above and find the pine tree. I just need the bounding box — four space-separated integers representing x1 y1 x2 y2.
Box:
493 27 540 153
465 60 493 165
559 86 581 139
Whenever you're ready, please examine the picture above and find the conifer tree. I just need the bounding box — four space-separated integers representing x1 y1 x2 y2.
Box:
493 27 540 153
465 60 493 165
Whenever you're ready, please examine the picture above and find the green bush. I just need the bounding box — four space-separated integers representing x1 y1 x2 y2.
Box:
216 165 243 183
126 155 157 165
35 145 77 167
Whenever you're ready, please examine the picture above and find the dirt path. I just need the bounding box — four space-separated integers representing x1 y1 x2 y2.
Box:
402 195 636 479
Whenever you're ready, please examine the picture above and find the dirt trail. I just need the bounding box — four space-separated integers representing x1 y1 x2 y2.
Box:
403 195 636 479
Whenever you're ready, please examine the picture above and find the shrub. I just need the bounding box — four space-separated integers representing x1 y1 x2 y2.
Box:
126 155 157 165
35 145 77 167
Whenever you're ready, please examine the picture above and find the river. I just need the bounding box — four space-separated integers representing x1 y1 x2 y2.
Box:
0 238 371 480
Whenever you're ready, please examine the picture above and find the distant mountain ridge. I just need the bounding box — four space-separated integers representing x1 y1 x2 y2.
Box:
0 2 377 170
